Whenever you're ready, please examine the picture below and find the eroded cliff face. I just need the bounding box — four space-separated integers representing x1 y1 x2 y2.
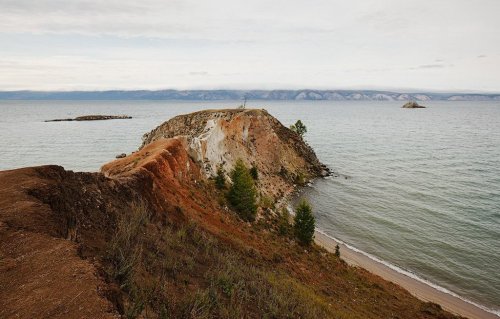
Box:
0 140 232 319
0 166 126 318
101 138 223 227
141 109 329 200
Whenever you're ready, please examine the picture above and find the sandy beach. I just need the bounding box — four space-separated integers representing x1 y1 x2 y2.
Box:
315 231 499 319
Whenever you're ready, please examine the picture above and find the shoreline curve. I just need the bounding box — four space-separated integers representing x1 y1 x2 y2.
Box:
315 230 500 319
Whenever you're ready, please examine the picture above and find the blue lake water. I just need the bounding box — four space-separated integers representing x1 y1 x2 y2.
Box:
1 100 499 315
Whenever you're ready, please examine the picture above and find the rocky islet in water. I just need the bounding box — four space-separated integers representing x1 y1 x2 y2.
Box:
45 115 132 122
402 101 426 108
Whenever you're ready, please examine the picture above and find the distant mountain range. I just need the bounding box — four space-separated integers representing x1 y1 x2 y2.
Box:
1 90 499 101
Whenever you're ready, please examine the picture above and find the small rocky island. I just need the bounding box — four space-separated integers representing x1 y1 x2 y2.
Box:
402 101 426 108
45 115 132 122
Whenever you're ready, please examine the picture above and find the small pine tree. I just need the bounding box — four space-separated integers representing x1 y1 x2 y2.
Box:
290 120 307 137
335 244 340 257
249 165 258 180
294 199 315 246
215 165 226 190
227 159 257 221
278 208 291 236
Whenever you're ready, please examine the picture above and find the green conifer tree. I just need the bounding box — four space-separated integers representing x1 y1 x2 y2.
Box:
294 199 315 245
215 165 226 190
278 208 291 236
227 159 257 221
290 120 307 137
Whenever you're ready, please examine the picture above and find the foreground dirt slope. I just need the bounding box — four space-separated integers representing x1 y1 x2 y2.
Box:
0 167 119 318
0 109 462 319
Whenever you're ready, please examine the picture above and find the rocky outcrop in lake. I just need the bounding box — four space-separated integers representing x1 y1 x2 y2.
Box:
139 108 330 200
45 115 132 122
402 101 426 108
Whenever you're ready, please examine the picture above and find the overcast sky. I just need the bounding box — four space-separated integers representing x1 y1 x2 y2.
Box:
1 0 499 92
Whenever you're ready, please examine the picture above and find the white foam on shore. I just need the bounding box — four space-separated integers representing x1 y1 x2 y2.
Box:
316 229 500 317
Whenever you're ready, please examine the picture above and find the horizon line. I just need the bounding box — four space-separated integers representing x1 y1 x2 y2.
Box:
1 88 500 95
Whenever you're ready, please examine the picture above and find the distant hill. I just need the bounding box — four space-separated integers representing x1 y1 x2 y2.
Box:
0 89 499 101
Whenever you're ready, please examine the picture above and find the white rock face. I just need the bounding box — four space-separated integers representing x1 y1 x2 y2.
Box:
188 119 228 177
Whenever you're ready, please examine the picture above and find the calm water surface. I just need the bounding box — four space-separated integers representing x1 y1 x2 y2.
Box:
1 100 499 314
